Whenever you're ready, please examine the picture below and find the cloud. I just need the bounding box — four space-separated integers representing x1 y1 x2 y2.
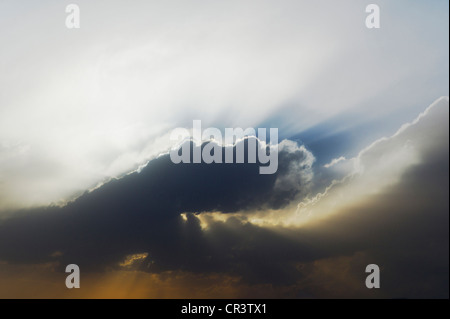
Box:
0 98 448 298
0 138 315 281
294 97 449 223
0 0 448 297
0 0 448 211
323 156 346 168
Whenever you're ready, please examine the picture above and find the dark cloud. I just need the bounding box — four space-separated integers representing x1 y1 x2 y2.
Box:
0 103 448 298
0 139 315 282
303 152 448 297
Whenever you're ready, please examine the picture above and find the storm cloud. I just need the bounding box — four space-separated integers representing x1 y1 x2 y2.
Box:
0 98 448 298
0 139 315 281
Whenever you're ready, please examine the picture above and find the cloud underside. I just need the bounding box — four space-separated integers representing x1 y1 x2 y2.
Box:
0 98 448 298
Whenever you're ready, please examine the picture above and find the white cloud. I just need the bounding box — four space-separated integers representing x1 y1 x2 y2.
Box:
238 97 448 227
0 1 447 211
323 156 346 168
291 97 449 225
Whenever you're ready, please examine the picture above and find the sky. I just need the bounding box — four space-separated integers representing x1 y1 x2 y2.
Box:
0 0 448 298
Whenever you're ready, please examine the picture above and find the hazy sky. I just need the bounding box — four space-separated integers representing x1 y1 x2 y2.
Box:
0 0 448 210
0 1 448 298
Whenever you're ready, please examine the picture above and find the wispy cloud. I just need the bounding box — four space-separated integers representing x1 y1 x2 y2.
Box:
0 0 448 211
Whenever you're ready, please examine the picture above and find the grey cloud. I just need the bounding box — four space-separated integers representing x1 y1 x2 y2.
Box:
0 139 314 280
0 100 448 298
